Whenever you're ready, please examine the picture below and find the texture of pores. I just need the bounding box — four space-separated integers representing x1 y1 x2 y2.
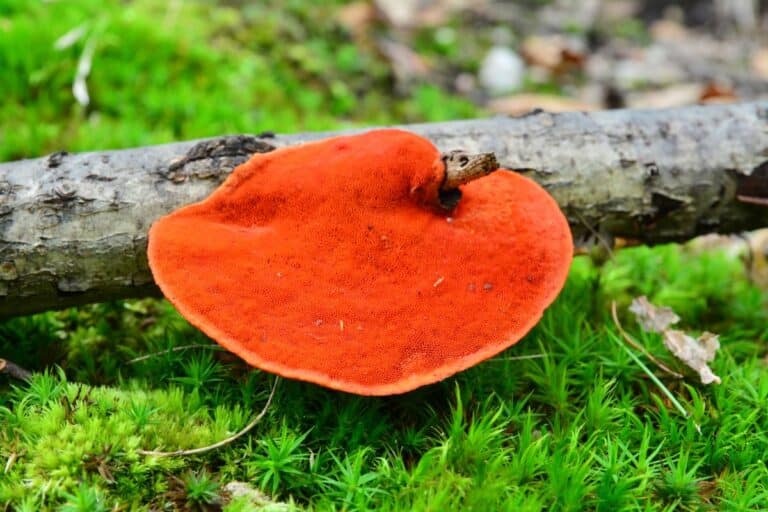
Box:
148 129 573 395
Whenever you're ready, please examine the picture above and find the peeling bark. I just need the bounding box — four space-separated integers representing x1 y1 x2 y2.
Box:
1 102 766 317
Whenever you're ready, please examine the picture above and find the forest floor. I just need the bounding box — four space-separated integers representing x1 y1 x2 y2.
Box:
1 1 767 510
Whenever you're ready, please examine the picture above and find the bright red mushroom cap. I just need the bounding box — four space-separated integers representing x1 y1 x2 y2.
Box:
148 129 572 395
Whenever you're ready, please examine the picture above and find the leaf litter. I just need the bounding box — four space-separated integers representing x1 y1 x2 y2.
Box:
628 296 721 385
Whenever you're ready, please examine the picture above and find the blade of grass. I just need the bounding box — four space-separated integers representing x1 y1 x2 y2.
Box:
126 344 224 364
608 303 689 418
611 301 684 378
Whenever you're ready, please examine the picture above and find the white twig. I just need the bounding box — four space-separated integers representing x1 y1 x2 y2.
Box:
54 24 88 50
73 37 96 107
138 377 280 457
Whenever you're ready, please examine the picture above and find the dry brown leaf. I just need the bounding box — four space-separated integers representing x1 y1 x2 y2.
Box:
521 36 562 70
337 2 376 41
699 82 737 104
628 296 680 333
629 296 721 385
521 35 586 74
662 330 721 384
487 94 596 116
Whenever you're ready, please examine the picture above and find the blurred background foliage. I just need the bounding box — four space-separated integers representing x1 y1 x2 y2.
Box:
0 0 478 161
4 0 766 162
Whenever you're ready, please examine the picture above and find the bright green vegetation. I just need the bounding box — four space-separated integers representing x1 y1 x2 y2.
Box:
2 247 767 510
2 1 768 510
0 0 477 162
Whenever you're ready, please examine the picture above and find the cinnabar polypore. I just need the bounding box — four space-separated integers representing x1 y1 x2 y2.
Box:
147 129 572 395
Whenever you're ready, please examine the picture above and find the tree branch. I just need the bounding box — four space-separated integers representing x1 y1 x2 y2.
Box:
0 359 32 382
1 102 766 318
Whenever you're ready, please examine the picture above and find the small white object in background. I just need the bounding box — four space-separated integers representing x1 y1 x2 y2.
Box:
479 27 524 96
479 45 525 96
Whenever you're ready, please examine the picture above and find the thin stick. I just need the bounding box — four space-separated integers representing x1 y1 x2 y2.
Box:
574 210 615 259
610 302 684 379
127 344 224 364
737 195 768 206
4 452 17 474
138 377 279 457
0 359 32 382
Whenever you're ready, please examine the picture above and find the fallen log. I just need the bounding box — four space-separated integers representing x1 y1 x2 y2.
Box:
1 102 766 317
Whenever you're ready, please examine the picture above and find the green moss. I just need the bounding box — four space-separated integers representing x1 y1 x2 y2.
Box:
2 245 766 510
2 0 768 510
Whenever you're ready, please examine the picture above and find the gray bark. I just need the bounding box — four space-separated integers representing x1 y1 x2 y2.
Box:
1 102 767 318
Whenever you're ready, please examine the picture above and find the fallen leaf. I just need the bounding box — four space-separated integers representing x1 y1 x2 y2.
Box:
629 296 721 385
628 296 680 333
487 93 596 116
337 2 376 42
662 330 721 384
521 35 586 74
699 82 737 104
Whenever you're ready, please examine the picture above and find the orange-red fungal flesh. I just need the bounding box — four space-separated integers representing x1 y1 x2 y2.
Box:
148 129 573 395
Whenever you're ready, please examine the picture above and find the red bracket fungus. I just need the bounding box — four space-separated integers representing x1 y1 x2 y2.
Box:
148 129 573 395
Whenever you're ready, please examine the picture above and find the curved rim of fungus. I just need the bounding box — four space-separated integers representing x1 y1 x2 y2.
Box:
155 278 567 395
148 129 573 396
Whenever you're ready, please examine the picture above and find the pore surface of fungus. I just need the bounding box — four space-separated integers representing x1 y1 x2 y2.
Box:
148 129 572 395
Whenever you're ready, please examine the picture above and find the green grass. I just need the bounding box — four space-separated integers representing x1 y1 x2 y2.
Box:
2 1 768 510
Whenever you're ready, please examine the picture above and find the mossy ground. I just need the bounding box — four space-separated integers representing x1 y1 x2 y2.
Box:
2 1 768 510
